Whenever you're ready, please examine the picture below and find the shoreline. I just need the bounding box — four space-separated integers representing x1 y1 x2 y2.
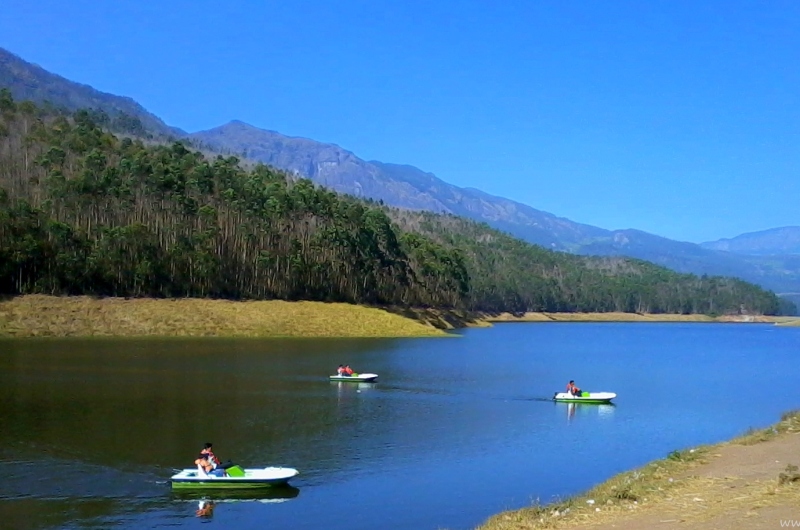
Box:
0 296 797 338
0 295 450 338
477 411 800 530
481 311 799 324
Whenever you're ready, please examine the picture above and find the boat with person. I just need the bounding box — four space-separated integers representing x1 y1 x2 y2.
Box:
329 372 378 382
171 465 299 490
553 391 617 404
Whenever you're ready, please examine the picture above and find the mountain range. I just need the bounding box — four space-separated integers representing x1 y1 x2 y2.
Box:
1 46 798 308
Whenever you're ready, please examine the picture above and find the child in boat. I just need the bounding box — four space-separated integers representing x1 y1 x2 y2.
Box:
344 365 354 376
195 453 225 477
567 380 582 396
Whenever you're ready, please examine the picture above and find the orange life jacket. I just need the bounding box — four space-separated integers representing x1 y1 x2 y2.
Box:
345 367 353 375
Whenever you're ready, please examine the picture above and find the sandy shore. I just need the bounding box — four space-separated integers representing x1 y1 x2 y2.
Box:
478 412 800 530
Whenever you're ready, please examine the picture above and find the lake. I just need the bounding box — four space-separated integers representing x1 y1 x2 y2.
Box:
1 323 798 529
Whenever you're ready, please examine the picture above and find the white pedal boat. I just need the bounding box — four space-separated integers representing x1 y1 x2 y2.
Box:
553 391 616 404
329 373 378 382
171 466 299 490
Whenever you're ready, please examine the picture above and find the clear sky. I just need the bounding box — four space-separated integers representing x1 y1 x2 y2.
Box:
2 0 798 242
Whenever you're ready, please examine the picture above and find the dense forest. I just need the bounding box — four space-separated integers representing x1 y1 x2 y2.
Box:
0 91 789 315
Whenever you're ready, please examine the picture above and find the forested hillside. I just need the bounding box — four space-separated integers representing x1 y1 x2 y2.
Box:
389 211 790 315
0 92 789 315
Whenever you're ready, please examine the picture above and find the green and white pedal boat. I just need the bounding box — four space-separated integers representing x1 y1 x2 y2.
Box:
553 391 616 404
171 466 299 490
329 372 378 382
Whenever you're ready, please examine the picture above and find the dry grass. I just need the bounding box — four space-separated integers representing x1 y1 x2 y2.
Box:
775 317 800 327
477 411 800 530
0 295 450 338
734 409 800 445
478 446 712 530
383 307 492 330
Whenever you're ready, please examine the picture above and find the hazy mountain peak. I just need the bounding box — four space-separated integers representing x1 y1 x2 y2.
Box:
0 46 183 138
701 226 800 256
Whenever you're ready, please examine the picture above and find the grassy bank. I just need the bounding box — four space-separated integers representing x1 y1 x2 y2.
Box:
482 312 795 324
478 411 800 530
2 296 795 338
0 295 449 338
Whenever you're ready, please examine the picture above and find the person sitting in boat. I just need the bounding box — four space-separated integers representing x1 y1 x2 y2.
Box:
195 453 225 477
343 365 354 376
201 443 221 466
201 442 233 470
567 380 582 396
337 365 345 376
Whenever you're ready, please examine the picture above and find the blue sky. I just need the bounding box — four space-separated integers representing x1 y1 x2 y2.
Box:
2 0 798 242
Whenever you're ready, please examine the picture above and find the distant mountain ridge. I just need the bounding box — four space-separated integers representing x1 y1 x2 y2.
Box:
701 227 800 256
191 121 800 295
1 46 798 306
191 122 610 251
0 47 182 138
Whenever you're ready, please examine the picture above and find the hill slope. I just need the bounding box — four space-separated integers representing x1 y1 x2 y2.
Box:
192 122 800 295
1 47 797 300
0 47 182 139
191 122 612 250
0 98 787 316
701 227 800 256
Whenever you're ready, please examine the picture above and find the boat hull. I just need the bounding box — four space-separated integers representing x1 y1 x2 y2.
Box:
553 391 616 404
329 373 378 382
171 467 299 490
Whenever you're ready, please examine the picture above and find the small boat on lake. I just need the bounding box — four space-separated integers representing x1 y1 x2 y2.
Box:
329 373 378 382
553 391 616 404
171 466 299 490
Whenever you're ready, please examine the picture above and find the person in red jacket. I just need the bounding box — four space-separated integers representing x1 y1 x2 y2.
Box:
344 365 354 376
566 380 582 396
201 443 221 467
195 453 225 477
201 442 233 470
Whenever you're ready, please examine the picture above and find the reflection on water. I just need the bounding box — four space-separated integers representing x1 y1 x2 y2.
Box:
172 485 301 504
562 402 617 422
195 500 215 518
179 485 301 521
598 404 616 418
1 324 799 530
176 485 301 521
333 381 377 392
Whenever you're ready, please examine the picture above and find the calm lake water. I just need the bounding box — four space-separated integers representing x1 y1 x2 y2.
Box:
1 323 799 529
